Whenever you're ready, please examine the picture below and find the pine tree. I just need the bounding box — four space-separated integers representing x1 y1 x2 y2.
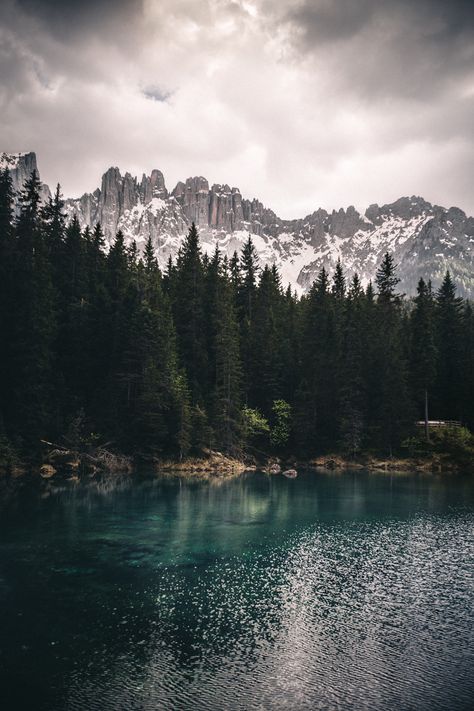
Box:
209 257 242 452
370 254 413 454
348 273 363 300
42 184 66 265
83 223 110 415
99 230 135 435
295 267 339 453
249 263 285 415
279 284 299 406
131 287 187 456
0 167 14 239
376 253 400 302
144 235 158 274
0 168 15 442
461 303 474 429
434 271 464 420
56 216 91 418
10 171 57 447
170 223 208 404
239 237 259 320
229 250 241 297
238 236 259 403
409 278 437 439
339 274 366 456
332 259 346 299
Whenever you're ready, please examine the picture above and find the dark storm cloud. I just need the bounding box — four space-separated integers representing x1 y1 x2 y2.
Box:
287 0 474 44
285 0 376 44
284 0 474 99
16 0 141 38
1 0 473 216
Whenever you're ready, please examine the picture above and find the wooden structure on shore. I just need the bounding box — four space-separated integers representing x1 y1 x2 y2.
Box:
416 420 462 429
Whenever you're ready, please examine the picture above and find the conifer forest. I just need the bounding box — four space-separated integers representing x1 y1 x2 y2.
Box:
1 168 473 463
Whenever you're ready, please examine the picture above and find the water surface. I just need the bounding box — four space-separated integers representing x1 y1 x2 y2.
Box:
0 470 473 710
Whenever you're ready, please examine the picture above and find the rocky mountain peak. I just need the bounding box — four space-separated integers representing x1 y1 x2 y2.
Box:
172 177 210 226
1 151 50 204
3 151 474 297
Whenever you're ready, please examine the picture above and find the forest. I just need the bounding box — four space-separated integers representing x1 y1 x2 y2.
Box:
0 168 473 465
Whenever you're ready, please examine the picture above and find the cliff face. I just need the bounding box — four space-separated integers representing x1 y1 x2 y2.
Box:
1 152 51 206
4 151 474 296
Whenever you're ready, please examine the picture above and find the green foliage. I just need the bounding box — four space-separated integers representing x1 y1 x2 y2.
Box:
0 175 473 464
242 407 270 439
403 425 474 465
270 399 292 449
432 425 474 454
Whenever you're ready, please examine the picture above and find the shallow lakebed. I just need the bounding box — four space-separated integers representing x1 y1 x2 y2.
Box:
1 470 473 710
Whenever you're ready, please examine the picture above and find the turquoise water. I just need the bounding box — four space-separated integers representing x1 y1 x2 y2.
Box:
0 470 473 710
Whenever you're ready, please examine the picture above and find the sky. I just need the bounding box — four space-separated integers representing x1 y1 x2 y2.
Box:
0 0 473 218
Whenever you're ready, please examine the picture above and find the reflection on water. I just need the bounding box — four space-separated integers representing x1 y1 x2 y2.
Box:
0 471 473 710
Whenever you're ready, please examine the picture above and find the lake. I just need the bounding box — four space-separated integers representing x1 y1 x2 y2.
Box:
0 470 473 710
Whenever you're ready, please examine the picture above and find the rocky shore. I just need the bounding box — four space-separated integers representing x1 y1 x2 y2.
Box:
308 453 468 474
2 445 471 483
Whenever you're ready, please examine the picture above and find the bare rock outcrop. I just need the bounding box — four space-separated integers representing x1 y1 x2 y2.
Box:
4 151 474 297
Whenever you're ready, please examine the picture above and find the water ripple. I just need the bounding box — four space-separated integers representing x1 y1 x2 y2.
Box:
1 473 473 710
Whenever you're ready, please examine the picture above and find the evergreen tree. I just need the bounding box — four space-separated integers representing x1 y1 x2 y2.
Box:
130 284 188 456
376 252 400 302
461 303 474 429
56 215 90 418
279 284 299 406
348 273 363 300
409 278 437 439
370 254 413 454
238 236 259 403
0 168 15 441
332 258 346 299
229 250 241 297
170 223 208 404
83 223 110 413
434 271 464 420
339 274 366 456
250 264 285 415
295 267 339 453
209 256 242 452
42 184 66 265
144 235 158 275
10 171 57 447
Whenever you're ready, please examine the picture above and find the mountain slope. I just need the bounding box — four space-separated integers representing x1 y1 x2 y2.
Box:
3 151 474 296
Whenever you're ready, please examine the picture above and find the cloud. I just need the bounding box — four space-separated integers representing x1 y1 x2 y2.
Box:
16 0 140 39
0 0 473 218
143 86 170 102
282 0 474 100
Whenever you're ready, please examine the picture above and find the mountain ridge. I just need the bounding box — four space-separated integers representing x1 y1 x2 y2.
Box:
2 151 474 296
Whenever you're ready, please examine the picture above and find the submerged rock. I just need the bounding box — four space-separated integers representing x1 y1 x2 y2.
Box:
40 464 56 479
268 463 281 474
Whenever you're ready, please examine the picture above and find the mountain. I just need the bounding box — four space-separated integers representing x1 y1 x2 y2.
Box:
0 152 51 207
3 151 474 296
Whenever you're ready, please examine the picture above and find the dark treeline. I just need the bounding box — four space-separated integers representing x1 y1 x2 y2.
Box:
1 169 473 462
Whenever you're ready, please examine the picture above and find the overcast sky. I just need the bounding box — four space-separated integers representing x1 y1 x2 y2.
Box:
1 0 473 218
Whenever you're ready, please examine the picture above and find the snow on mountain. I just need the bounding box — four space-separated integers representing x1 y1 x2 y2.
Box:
3 152 474 296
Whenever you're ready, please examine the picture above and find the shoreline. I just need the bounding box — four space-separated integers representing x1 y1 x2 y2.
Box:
307 454 461 474
1 448 471 482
